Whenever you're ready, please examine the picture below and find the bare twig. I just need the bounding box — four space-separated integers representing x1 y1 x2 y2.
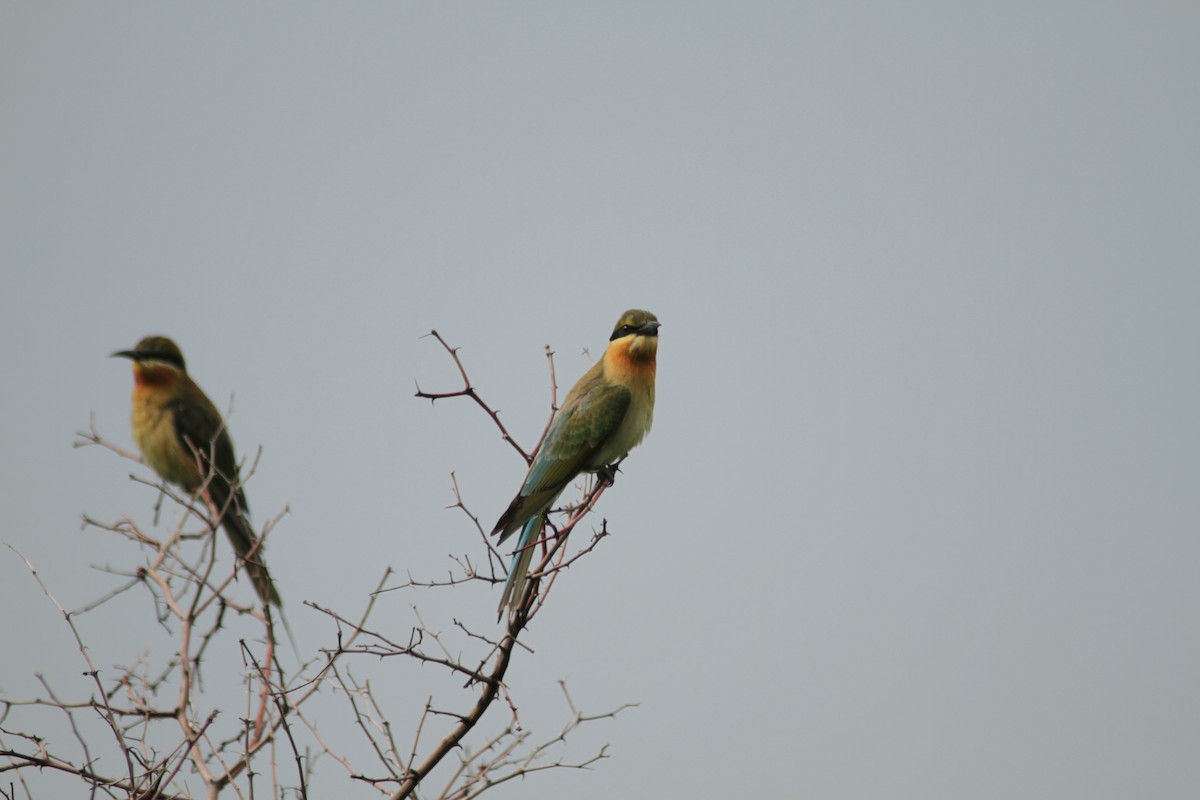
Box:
7 546 138 788
415 330 532 464
10 335 636 800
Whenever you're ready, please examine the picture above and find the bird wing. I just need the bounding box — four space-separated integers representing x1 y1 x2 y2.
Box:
522 378 632 496
169 392 279 605
169 397 246 510
492 370 632 544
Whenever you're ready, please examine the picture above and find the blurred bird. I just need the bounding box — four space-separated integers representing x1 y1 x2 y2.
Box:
493 309 660 619
113 336 281 607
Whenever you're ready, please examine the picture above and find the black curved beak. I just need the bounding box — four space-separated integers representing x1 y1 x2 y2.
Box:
638 321 662 336
111 349 138 360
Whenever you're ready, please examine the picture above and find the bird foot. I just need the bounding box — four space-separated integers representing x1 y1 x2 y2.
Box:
596 460 623 487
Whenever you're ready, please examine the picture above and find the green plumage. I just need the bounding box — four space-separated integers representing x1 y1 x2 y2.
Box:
492 310 660 619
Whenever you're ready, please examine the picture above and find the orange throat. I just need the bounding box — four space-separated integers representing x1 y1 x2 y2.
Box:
132 363 182 390
604 335 657 384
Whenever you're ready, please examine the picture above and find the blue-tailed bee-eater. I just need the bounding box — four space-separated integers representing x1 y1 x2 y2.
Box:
113 336 281 607
492 309 660 618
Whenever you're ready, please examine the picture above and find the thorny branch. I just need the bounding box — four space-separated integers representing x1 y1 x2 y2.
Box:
3 427 314 799
3 330 634 799
363 330 631 799
415 330 534 464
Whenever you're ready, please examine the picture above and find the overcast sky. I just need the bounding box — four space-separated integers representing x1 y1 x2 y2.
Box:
3 3 1198 798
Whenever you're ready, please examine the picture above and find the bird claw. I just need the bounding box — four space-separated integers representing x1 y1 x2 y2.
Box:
596 461 622 487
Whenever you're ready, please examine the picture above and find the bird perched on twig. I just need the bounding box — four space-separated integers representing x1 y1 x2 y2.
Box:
492 309 660 619
113 336 280 607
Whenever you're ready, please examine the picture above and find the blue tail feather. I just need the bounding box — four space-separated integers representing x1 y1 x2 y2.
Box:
498 516 541 619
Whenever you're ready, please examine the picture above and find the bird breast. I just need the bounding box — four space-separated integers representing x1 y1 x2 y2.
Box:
591 373 655 468
131 388 199 489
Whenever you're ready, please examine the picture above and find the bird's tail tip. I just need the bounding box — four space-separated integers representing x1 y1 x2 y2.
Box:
496 523 539 623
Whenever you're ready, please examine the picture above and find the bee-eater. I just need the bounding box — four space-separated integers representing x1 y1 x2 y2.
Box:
492 309 660 618
113 336 281 607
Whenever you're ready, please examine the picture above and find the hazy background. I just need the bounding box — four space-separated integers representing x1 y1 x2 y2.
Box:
3 3 1198 798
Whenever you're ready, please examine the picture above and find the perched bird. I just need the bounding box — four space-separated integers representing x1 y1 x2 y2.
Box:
113 336 280 607
492 309 660 618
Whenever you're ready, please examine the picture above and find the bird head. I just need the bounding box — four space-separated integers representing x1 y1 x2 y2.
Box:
112 336 187 373
608 309 660 362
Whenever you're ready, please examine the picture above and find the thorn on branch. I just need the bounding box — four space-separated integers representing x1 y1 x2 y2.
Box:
415 330 532 462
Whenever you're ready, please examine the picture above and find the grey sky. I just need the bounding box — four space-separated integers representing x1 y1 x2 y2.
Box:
3 3 1198 798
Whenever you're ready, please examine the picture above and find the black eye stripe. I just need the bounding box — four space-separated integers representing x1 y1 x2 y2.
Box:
145 350 185 369
608 313 659 341
610 323 649 341
609 325 631 341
